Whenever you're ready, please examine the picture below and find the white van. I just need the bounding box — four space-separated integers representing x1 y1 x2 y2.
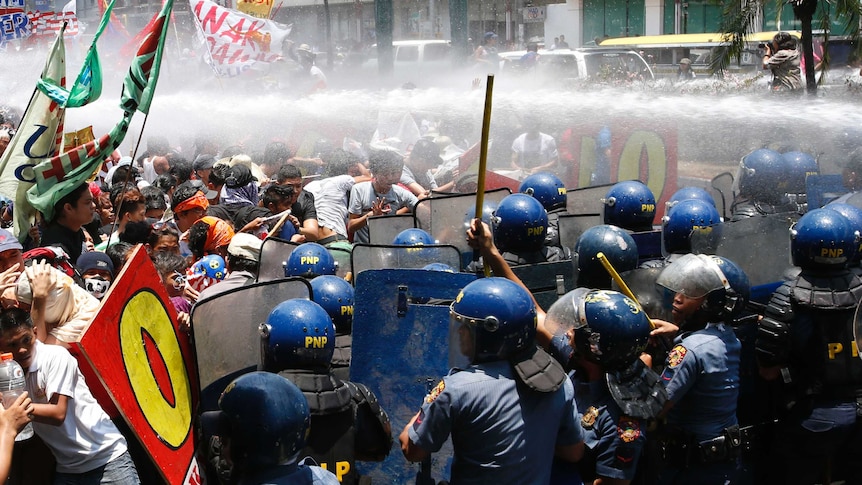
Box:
357 40 454 85
498 48 655 84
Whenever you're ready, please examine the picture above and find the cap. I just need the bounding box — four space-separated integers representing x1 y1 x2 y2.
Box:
0 228 22 254
679 57 692 65
185 179 218 199
228 233 263 262
193 154 216 172
76 251 115 275
484 32 498 41
410 139 443 166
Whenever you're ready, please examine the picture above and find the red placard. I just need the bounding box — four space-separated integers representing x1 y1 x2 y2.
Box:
74 245 201 484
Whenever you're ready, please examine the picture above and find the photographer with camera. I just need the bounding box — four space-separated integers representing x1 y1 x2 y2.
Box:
762 31 802 92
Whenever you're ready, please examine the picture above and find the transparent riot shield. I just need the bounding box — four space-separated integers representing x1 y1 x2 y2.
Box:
351 268 477 483
710 172 734 220
558 213 603 251
257 237 350 282
511 260 577 311
690 213 795 287
614 267 672 322
190 278 312 410
566 183 614 216
368 214 416 245
413 188 512 250
350 244 462 276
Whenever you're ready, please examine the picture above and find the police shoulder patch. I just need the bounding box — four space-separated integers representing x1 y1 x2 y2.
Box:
581 406 600 430
667 344 688 368
425 380 445 403
617 416 641 443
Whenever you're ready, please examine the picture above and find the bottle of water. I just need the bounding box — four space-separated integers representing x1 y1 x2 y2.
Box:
0 352 33 441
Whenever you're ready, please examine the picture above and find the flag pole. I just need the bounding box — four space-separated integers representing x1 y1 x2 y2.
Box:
105 112 148 245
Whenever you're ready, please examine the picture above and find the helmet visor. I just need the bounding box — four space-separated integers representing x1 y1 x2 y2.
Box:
655 253 727 299
543 288 592 339
448 311 475 369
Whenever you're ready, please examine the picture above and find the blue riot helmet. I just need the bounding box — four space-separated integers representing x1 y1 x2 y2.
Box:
519 172 567 212
781 151 818 195
423 263 456 272
492 193 549 253
217 372 311 471
602 181 657 231
191 254 227 280
656 253 751 325
450 278 537 364
667 187 715 210
284 242 337 278
463 201 498 229
791 208 860 269
661 198 720 255
392 228 435 246
310 275 355 334
574 225 639 289
259 299 336 372
826 203 862 263
545 288 651 371
737 148 785 203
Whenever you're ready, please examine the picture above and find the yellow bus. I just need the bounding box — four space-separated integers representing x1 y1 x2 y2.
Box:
599 31 802 78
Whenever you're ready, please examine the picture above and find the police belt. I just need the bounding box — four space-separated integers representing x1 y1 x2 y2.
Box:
659 425 747 467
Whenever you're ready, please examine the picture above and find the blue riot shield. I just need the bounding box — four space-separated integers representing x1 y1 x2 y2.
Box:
806 174 846 210
350 269 477 483
558 213 603 251
631 229 662 264
368 214 417 245
257 237 351 281
190 278 312 410
350 244 463 276
511 260 576 311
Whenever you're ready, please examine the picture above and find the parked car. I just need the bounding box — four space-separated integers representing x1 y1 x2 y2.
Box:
498 48 655 84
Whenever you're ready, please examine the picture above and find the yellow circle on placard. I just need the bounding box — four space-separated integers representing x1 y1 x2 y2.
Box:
120 290 192 449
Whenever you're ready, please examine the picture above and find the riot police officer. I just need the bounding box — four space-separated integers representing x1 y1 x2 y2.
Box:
311 275 355 381
490 193 570 266
284 242 338 279
201 371 339 484
544 288 667 484
652 253 749 484
399 277 584 482
573 224 639 289
602 181 657 233
756 208 862 484
520 171 568 248
730 148 801 221
641 198 720 269
259 299 393 484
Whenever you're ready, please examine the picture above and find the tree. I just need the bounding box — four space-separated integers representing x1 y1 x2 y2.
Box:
717 0 862 94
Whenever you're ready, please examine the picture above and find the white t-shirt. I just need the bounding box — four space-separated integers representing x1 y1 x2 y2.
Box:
26 340 127 474
511 132 558 170
305 175 356 239
348 181 418 243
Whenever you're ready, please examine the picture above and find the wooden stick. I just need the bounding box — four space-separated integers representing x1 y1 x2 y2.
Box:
474 74 494 277
597 251 656 329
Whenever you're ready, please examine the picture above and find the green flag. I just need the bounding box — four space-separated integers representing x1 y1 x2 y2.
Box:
36 0 115 108
120 0 174 114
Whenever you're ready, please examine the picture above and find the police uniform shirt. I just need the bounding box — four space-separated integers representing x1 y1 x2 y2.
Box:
547 335 645 481
408 360 583 484
660 323 741 442
579 380 646 481
237 463 340 485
